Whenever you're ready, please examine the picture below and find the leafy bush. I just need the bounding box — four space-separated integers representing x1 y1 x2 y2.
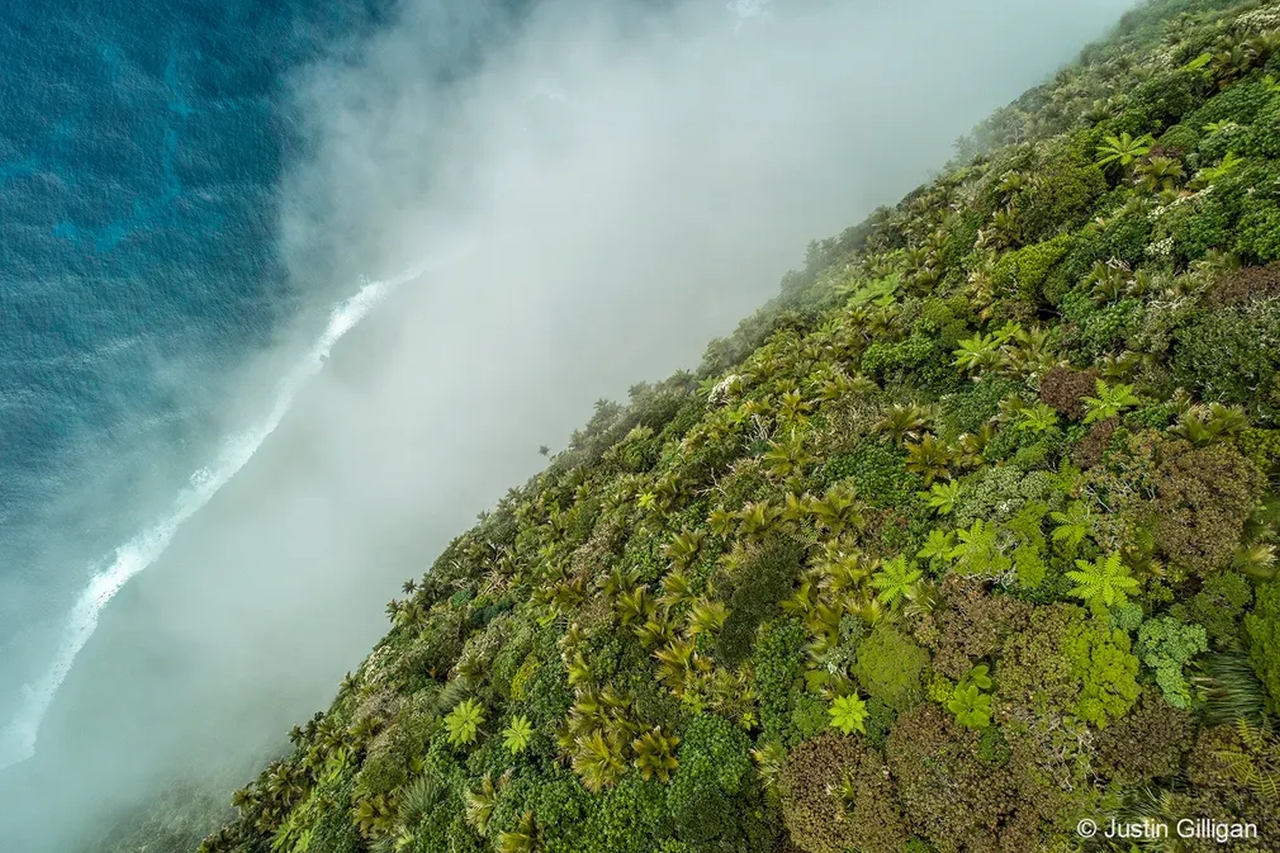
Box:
1093 688 1195 783
1039 366 1099 421
886 704 1020 852
1245 582 1280 715
779 733 907 853
853 624 929 712
1063 617 1141 727
1170 303 1280 421
1136 616 1209 708
753 618 807 744
666 715 762 846
1152 440 1266 572
715 538 805 667
991 233 1075 302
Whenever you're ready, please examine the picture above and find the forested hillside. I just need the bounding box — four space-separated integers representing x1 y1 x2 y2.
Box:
190 1 1280 851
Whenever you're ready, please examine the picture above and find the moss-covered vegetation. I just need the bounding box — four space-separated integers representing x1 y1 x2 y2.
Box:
95 2 1280 851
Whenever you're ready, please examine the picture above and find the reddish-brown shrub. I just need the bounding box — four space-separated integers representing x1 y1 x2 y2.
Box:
779 733 907 853
1153 440 1266 573
1207 261 1280 308
1039 366 1098 421
1071 416 1119 469
933 576 1032 679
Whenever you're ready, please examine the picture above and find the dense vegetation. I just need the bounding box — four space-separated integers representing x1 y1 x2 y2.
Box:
109 1 1280 851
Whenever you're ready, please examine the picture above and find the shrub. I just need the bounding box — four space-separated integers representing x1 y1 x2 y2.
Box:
1170 303 1280 421
1237 200 1280 263
886 704 1019 852
1071 416 1119 469
998 604 1138 727
938 378 1020 438
1152 440 1266 573
853 624 929 712
1208 262 1280 307
1245 582 1280 715
1135 616 1209 708
1173 571 1254 649
991 233 1076 302
1096 205 1154 266
754 618 807 744
716 538 805 667
933 577 1031 679
1013 149 1108 244
1154 190 1232 264
666 715 762 846
1063 616 1141 727
817 441 913 507
1039 366 1099 421
860 334 939 383
1093 688 1195 783
1157 122 1201 154
779 734 907 853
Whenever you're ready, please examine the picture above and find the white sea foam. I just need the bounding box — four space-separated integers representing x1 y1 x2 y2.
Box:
0 248 469 771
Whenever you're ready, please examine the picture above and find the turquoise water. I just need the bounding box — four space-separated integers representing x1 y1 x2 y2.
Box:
0 0 400 750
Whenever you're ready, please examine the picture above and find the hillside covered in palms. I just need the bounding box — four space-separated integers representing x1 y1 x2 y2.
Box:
114 1 1280 851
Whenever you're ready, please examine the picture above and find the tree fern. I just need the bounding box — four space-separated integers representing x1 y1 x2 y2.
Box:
870 555 923 610
1083 379 1140 423
1066 552 1139 610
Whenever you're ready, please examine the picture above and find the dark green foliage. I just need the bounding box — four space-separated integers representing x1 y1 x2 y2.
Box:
1173 570 1253 648
754 618 807 745
1171 303 1280 421
938 378 1019 439
1012 146 1109 244
715 538 805 667
1157 122 1201 153
991 233 1075 302
1154 190 1232 263
666 715 765 846
816 441 913 507
1245 581 1280 715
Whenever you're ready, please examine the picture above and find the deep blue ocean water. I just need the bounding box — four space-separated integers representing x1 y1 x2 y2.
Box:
0 0 402 726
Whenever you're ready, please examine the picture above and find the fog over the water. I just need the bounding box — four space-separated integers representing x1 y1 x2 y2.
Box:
0 0 1135 847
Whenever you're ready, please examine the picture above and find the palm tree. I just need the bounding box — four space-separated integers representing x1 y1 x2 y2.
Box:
905 435 955 485
1134 155 1185 194
1096 132 1154 169
873 403 934 443
632 727 680 782
571 729 628 792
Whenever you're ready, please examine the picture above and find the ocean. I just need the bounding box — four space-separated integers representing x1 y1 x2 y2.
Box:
0 0 405 764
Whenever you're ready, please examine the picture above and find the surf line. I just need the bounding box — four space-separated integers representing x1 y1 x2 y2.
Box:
0 251 465 771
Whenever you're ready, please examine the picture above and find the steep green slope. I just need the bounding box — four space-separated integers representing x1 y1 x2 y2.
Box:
198 2 1280 852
